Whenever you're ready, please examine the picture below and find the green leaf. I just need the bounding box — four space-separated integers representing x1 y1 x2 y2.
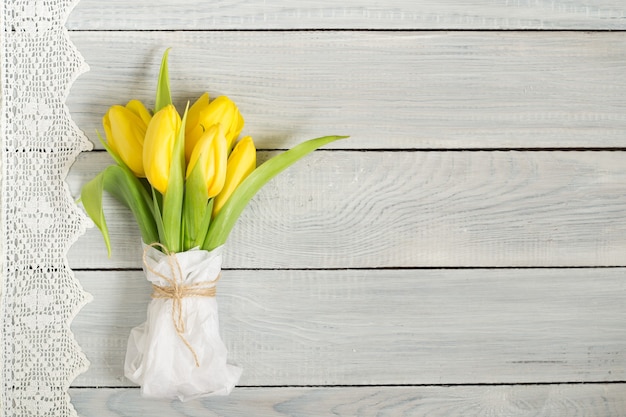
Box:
194 199 214 249
81 165 159 256
161 103 188 252
152 188 166 247
203 135 348 250
154 48 172 113
183 157 209 250
81 171 111 256
98 131 156 219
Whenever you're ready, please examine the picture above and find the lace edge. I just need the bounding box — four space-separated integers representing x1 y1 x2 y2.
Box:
0 0 5 413
60 0 94 415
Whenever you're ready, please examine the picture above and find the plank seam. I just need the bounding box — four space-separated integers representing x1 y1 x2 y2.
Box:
70 381 626 389
66 28 626 33
84 148 626 153
72 266 626 272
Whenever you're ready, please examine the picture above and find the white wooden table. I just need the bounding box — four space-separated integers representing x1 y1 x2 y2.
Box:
65 1 626 415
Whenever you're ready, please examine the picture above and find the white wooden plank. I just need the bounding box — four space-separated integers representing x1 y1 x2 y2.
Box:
72 268 626 387
70 385 626 417
68 31 626 150
67 151 626 269
67 0 626 30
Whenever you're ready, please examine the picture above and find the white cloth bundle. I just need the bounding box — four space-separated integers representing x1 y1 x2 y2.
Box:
124 244 242 401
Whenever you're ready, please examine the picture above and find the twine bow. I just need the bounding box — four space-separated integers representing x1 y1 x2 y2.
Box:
143 243 220 367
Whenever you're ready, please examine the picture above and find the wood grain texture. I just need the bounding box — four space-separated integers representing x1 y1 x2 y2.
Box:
63 0 626 412
72 268 626 387
68 31 626 150
67 0 626 30
70 384 626 417
67 151 626 269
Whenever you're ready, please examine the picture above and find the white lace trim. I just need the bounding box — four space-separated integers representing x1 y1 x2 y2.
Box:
1 1 92 416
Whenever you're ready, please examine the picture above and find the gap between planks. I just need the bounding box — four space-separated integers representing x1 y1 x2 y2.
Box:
71 381 626 389
65 28 626 32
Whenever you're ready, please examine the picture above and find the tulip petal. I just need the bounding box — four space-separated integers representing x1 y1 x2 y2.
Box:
185 92 209 139
207 133 228 198
212 136 256 216
161 103 188 252
102 113 118 157
105 105 147 177
143 105 180 194
126 99 152 126
203 135 348 250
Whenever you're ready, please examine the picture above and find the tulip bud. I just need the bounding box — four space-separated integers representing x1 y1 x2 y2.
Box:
103 102 149 177
185 95 244 160
186 124 228 198
212 136 256 216
143 104 181 194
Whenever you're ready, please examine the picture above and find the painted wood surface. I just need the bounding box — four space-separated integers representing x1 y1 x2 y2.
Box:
67 1 626 30
65 0 626 415
70 384 626 417
67 31 626 151
68 150 626 269
72 268 626 387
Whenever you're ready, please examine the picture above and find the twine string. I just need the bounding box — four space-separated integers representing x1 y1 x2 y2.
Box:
143 243 220 367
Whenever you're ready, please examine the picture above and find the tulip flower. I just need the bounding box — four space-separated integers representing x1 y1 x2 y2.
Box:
186 124 228 198
103 102 150 177
143 104 181 194
212 136 256 216
185 95 244 160
82 48 348 258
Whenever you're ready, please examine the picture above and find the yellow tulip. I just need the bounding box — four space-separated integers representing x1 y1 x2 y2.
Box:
213 136 256 215
143 104 181 194
102 103 149 177
186 124 228 198
185 95 244 160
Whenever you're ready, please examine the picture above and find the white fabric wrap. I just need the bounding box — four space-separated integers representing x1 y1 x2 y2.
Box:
124 244 242 401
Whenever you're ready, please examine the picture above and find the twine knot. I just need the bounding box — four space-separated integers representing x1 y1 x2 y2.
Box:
143 243 220 367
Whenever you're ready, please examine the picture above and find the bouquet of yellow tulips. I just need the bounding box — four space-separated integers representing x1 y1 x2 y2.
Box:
80 50 346 400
